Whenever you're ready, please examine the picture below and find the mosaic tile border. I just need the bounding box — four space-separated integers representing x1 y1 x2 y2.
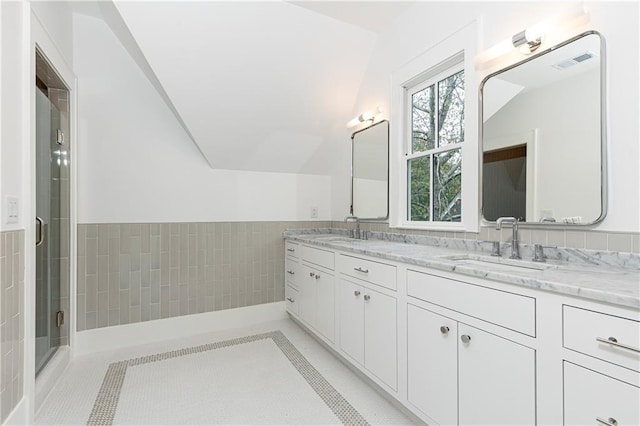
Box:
87 330 368 425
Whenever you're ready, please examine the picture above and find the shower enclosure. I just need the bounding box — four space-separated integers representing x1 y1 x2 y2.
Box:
35 50 70 374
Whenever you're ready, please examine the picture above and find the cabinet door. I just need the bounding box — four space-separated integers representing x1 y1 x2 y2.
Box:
339 278 364 365
564 362 640 426
458 324 535 426
364 287 397 390
407 304 458 425
298 265 316 327
314 270 335 343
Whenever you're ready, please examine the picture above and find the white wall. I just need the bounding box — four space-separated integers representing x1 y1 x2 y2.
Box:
338 1 639 233
73 13 331 224
0 1 25 232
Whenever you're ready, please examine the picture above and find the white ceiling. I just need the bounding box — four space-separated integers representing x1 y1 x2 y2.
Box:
98 1 412 174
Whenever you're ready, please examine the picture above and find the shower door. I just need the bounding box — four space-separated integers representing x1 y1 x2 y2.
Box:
35 51 70 374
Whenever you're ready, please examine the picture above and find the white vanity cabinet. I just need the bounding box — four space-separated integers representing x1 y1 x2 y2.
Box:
284 236 640 426
407 304 536 425
562 305 640 426
285 243 336 343
337 253 398 390
339 277 397 390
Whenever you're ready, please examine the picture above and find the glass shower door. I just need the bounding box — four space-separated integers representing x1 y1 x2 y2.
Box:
35 54 70 374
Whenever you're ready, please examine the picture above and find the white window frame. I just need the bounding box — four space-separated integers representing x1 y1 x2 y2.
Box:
390 20 480 232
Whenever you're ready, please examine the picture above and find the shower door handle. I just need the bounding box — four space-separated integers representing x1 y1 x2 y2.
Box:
36 217 44 246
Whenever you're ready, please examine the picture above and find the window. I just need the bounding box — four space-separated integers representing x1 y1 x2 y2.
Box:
407 67 464 223
390 20 478 232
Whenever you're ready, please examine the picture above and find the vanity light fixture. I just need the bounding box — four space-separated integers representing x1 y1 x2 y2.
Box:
475 3 590 68
346 106 383 129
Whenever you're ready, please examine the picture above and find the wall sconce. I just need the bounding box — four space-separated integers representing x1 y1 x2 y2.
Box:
475 3 590 69
346 106 383 129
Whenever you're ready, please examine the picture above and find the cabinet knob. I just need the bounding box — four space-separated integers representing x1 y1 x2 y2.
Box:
364 295 371 301
287 270 295 275
596 417 618 426
287 248 295 252
354 290 361 297
286 297 295 303
309 272 315 278
315 274 321 280
460 334 471 344
440 326 450 335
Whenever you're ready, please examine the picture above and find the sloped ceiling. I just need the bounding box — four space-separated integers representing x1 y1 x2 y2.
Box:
105 1 404 174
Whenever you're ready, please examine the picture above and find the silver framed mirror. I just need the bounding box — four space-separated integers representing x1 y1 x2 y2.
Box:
351 120 389 220
480 31 606 225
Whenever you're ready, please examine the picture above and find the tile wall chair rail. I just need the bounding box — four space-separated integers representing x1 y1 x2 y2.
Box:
76 221 329 331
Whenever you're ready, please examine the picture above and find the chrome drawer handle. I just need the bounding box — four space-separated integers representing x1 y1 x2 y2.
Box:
354 290 361 297
596 336 640 353
596 417 618 426
363 295 371 301
287 270 295 275
354 267 369 274
440 326 450 335
286 297 295 303
315 274 320 280
309 272 315 278
287 248 295 252
461 334 471 344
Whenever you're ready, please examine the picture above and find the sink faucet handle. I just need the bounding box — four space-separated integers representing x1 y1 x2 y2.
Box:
533 244 546 262
490 241 501 257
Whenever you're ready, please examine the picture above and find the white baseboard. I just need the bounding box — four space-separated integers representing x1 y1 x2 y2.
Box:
4 397 28 425
74 302 287 356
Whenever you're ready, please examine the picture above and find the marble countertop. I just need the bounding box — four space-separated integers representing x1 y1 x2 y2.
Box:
284 229 640 310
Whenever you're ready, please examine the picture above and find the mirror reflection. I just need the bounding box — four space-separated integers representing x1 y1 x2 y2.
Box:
481 32 604 224
351 120 389 219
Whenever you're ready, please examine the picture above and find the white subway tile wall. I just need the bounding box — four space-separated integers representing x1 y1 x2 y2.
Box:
0 230 25 423
76 221 330 331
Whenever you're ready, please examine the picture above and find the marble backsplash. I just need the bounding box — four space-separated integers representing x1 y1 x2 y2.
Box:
285 227 640 271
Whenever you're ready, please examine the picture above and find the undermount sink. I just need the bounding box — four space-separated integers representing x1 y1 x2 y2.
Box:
441 254 556 272
312 235 355 242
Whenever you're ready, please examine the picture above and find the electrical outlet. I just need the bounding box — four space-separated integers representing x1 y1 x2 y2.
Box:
310 206 318 218
5 196 19 224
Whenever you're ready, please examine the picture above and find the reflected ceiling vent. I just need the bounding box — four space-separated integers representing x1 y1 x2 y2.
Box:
552 51 596 70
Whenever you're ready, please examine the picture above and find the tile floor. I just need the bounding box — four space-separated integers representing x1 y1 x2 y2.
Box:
36 319 416 425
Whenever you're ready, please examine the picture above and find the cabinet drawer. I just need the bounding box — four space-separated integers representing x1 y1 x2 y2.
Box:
285 258 299 287
285 285 299 316
338 254 397 290
564 362 639 426
407 270 536 336
563 306 640 372
285 241 299 258
302 245 334 270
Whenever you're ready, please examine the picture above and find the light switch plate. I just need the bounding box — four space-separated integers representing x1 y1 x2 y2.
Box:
310 206 318 219
5 196 19 224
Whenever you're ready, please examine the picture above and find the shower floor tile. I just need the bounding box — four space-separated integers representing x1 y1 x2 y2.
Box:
35 319 415 425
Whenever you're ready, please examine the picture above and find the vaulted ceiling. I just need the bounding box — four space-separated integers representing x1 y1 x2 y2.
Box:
73 1 413 173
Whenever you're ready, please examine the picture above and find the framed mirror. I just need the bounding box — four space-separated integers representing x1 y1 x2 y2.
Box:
351 120 389 220
480 31 606 225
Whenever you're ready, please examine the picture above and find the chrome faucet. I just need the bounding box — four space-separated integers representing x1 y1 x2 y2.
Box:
539 217 556 223
344 216 362 239
496 217 521 259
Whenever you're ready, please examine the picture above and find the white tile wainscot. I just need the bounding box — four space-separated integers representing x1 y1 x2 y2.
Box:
284 232 640 426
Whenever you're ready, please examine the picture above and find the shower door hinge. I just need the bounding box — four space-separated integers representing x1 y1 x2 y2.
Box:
56 129 64 145
56 310 65 328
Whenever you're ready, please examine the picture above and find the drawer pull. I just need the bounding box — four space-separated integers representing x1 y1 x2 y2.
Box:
286 297 295 303
310 272 315 278
287 270 295 275
596 417 618 426
440 326 450 335
354 290 361 297
364 295 371 301
461 334 471 344
315 274 321 280
354 267 369 274
287 248 295 252
596 336 640 354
